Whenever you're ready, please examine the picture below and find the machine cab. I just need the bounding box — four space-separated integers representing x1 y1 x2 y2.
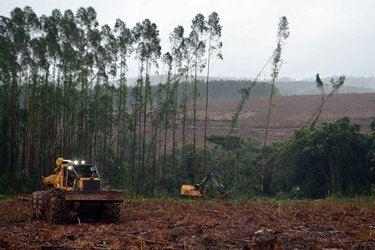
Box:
57 159 101 191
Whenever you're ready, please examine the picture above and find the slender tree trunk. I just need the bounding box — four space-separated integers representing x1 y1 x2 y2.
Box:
137 66 144 193
152 120 157 192
81 75 85 160
116 66 123 160
329 157 335 192
108 87 114 183
131 111 137 192
192 64 198 183
142 65 149 193
203 38 212 175
10 73 18 187
103 88 108 179
163 120 167 191
261 80 276 195
181 76 188 172
172 82 177 175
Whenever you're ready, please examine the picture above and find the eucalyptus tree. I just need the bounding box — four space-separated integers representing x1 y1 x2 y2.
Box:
261 16 289 194
30 20 50 176
203 12 222 175
99 24 118 178
0 15 17 180
130 85 139 191
169 25 188 172
0 15 14 179
152 83 164 191
40 9 64 170
310 74 345 129
114 19 133 162
7 7 39 184
133 19 161 192
188 14 207 182
59 9 79 157
75 7 99 160
162 52 173 188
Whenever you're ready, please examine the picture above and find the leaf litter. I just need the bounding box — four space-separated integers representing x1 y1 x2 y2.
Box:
0 197 374 249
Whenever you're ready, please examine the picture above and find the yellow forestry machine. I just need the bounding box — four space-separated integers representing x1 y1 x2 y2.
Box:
32 158 124 224
181 173 227 197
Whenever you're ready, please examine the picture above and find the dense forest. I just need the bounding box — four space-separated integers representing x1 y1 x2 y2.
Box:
1 6 374 199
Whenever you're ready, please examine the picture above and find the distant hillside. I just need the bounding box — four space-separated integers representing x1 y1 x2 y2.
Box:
127 75 375 96
301 76 375 89
195 80 281 101
126 75 253 85
275 81 375 96
127 79 280 103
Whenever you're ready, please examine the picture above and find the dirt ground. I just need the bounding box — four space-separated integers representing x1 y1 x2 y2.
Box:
1 197 375 249
157 93 375 148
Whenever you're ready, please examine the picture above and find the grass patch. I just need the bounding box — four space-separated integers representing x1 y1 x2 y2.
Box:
124 195 375 208
0 195 15 202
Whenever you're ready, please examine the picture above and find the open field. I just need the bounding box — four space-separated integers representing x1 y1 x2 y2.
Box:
1 197 375 249
161 93 375 148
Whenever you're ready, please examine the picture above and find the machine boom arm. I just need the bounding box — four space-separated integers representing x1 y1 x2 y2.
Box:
181 173 226 196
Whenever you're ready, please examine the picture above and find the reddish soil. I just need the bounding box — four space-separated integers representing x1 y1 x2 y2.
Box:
158 93 375 148
1 197 375 249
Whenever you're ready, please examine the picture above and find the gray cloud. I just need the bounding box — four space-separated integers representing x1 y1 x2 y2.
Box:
0 0 374 79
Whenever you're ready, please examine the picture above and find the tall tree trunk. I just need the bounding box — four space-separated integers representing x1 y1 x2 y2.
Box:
116 70 123 160
192 64 198 183
108 87 114 184
10 73 18 187
181 77 188 172
172 82 177 175
261 81 275 195
131 112 137 192
163 121 167 191
142 66 149 193
137 67 144 194
329 157 335 193
103 89 108 179
203 38 212 176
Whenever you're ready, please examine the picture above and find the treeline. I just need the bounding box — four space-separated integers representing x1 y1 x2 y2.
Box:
200 117 375 199
203 117 375 199
130 80 279 104
201 80 280 101
0 6 230 194
276 81 375 96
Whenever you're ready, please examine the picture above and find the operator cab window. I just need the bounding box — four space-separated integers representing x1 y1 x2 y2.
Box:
63 166 75 187
74 164 99 178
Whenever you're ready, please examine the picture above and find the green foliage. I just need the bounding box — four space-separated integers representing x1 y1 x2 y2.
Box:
269 117 372 198
207 135 242 150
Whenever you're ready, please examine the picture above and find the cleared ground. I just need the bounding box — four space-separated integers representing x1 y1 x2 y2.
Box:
162 93 375 148
1 197 375 249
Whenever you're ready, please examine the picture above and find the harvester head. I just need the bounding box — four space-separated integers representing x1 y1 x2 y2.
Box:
180 185 204 196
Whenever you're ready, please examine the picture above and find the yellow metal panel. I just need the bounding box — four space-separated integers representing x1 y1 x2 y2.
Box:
180 185 203 196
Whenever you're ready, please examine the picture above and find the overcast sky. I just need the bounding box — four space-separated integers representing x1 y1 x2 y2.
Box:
1 0 374 80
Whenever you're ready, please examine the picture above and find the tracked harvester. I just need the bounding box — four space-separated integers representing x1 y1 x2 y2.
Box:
32 158 124 224
181 173 227 197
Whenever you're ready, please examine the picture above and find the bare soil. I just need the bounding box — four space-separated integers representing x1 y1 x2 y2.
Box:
1 197 375 249
159 93 375 148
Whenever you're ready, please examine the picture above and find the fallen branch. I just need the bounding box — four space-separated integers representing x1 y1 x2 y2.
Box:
202 209 232 220
122 233 179 246
330 222 345 246
219 233 246 247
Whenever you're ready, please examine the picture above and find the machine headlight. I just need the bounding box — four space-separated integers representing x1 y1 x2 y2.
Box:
74 160 78 165
68 166 72 170
81 161 85 164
